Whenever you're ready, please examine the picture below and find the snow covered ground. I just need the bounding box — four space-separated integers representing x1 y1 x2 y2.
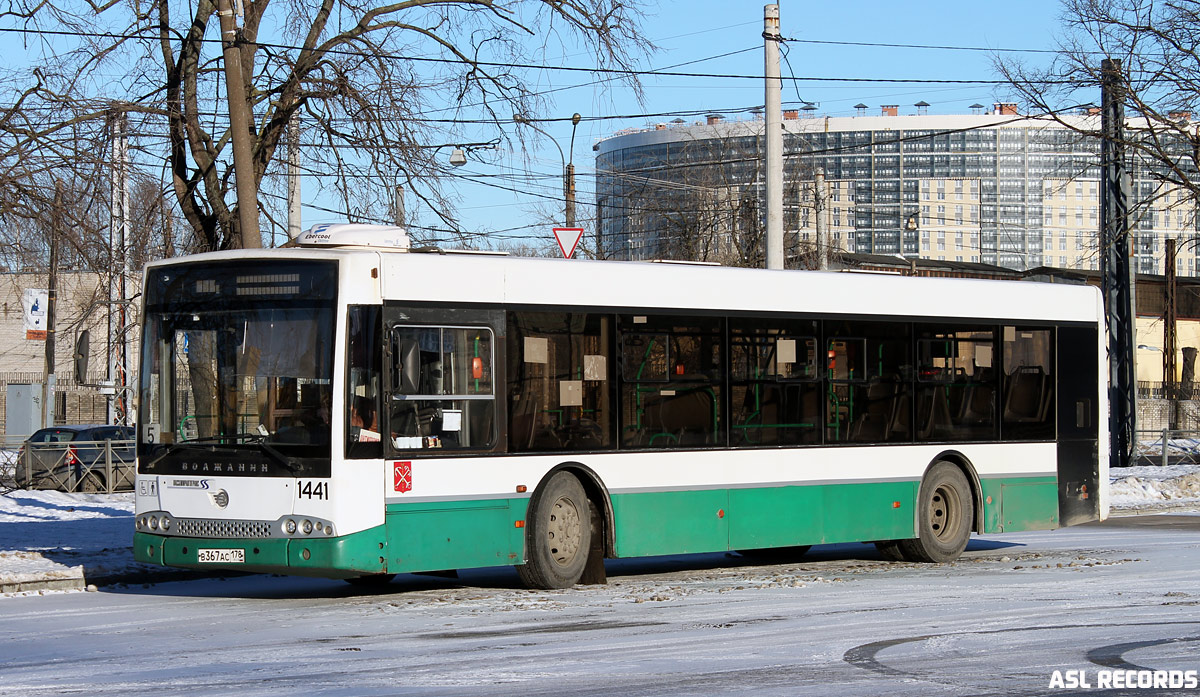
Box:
1 465 1198 594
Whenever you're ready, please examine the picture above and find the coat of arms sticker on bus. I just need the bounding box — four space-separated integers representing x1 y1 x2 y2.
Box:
393 461 412 493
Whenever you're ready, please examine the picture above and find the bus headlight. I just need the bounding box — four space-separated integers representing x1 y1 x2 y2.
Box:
160 516 171 531
284 519 297 534
302 520 313 534
149 516 159 530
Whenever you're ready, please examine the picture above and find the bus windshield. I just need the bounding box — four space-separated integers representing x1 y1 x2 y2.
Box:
138 261 337 476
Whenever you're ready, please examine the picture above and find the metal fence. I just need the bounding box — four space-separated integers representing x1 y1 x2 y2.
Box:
2 438 135 494
1134 428 1200 467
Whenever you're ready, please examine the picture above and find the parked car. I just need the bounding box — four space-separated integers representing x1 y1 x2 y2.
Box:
15 424 136 493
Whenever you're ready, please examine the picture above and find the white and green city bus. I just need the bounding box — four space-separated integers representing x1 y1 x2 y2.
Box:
133 224 1107 588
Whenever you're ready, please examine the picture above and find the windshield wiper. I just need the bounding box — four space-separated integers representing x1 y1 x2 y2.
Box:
146 433 301 473
252 439 301 473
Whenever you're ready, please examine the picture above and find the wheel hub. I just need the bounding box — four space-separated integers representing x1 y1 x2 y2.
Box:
547 495 582 566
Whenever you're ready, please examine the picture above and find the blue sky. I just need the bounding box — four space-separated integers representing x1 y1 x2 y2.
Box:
401 0 1071 250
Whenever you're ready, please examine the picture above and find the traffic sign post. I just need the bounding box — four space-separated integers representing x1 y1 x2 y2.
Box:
553 227 585 259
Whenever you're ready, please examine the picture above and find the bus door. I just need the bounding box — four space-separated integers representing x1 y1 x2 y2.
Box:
1056 325 1100 526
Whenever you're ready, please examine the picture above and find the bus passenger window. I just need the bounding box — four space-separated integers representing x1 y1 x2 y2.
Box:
1002 327 1054 440
507 312 615 452
619 316 723 449
915 325 997 442
729 318 820 446
825 321 911 444
387 325 496 451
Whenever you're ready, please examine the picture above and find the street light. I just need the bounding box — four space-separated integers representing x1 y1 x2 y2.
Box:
513 113 582 228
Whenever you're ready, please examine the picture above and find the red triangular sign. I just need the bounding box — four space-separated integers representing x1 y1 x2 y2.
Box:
553 227 584 259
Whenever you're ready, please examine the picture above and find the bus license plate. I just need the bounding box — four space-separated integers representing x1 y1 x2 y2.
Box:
197 548 245 564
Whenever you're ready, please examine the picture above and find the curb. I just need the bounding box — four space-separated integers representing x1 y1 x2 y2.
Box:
1 575 86 594
2 567 247 594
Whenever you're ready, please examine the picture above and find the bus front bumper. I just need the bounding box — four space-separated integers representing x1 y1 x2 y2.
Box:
133 526 388 578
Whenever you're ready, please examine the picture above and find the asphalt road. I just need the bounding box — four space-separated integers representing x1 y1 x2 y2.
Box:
1 514 1198 696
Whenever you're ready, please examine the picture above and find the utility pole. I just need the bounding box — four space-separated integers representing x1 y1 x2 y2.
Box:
42 181 61 428
288 112 301 239
394 185 405 227
814 168 828 270
1100 58 1136 468
108 110 131 427
764 4 784 270
216 0 261 248
1165 237 1178 428
566 112 581 229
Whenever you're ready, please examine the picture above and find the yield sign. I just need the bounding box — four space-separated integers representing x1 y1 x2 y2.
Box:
553 227 584 259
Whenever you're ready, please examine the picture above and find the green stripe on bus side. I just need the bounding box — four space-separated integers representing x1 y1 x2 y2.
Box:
610 480 921 558
979 476 1060 533
135 475 1062 578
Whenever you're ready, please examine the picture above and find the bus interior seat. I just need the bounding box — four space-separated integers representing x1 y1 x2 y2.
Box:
642 387 717 446
958 381 996 425
1003 366 1050 422
850 380 898 441
916 386 953 439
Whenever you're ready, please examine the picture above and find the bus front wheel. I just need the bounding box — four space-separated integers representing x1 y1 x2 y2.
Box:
517 472 592 589
881 462 973 563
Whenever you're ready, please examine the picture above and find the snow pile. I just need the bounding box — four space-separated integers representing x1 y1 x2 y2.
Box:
1109 465 1200 509
0 490 141 588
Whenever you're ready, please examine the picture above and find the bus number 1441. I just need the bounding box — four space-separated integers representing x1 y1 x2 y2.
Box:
298 481 329 500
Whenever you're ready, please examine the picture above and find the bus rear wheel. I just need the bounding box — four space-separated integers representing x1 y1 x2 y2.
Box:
517 472 592 589
895 462 973 563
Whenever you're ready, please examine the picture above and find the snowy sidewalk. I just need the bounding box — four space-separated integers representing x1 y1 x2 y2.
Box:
2 466 1199 596
0 490 203 594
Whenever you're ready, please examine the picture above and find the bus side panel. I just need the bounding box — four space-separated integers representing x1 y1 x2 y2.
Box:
980 476 1060 532
384 499 523 573
820 480 919 544
728 485 823 550
727 481 917 549
610 489 728 557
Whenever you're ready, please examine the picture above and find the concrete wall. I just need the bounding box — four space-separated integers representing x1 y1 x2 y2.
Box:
0 272 139 437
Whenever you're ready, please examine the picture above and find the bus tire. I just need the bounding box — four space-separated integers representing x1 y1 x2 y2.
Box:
873 540 906 561
897 462 973 563
517 471 592 589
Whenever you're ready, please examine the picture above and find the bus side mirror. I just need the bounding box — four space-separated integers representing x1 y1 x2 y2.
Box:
74 330 90 385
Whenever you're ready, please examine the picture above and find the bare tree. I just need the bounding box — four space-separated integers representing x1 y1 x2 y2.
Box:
997 0 1200 199
0 1 650 252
